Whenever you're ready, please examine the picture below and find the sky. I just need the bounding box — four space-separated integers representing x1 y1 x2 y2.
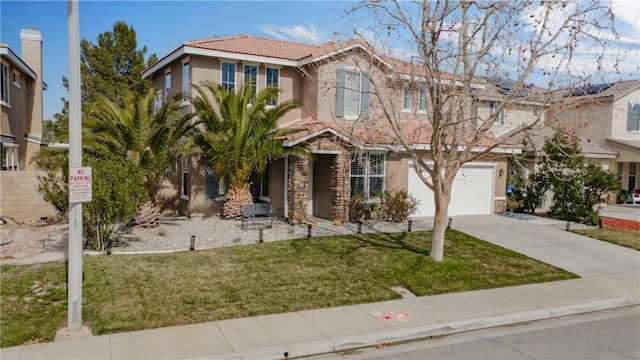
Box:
1 0 639 122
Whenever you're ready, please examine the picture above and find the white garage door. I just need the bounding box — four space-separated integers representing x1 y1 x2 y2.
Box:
408 162 496 217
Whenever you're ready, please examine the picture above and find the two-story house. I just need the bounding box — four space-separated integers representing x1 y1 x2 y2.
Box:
0 28 57 222
142 35 530 223
548 80 640 193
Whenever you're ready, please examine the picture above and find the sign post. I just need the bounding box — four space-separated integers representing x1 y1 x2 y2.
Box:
67 0 84 331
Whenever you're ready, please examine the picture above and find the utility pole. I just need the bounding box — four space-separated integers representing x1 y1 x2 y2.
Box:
67 0 82 330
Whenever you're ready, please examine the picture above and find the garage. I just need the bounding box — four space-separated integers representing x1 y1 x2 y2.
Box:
408 162 496 217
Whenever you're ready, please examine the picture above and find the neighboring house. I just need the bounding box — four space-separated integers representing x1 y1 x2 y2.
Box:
0 28 57 222
512 123 618 209
142 35 530 223
548 80 640 192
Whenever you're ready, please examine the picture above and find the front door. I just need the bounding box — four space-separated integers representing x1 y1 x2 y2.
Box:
309 154 333 219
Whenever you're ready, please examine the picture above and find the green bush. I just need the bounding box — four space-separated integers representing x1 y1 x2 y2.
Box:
381 189 419 222
349 193 371 222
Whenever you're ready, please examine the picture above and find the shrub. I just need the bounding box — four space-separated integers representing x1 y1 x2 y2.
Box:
381 189 419 223
349 193 371 222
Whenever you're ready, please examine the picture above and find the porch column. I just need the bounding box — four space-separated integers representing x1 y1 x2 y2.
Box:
287 155 308 224
330 152 350 222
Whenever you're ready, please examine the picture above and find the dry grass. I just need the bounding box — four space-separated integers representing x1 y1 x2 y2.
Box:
572 228 640 251
1 230 576 348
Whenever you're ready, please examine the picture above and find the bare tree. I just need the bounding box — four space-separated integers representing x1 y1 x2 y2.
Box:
341 0 616 261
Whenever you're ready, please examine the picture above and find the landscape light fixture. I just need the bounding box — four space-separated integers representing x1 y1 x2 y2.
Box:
407 220 412 232
259 228 264 243
190 235 195 251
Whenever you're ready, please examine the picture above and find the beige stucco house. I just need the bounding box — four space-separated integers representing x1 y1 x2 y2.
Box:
548 80 640 192
142 35 539 223
1 28 57 222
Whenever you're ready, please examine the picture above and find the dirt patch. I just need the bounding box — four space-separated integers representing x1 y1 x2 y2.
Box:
0 218 69 264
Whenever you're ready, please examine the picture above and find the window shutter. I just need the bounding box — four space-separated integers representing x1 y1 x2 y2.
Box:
206 165 219 199
360 75 370 119
335 69 345 117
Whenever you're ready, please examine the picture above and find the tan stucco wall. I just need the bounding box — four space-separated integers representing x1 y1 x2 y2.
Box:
612 89 640 140
476 101 543 137
385 154 409 192
549 100 613 144
0 170 59 222
1 60 33 170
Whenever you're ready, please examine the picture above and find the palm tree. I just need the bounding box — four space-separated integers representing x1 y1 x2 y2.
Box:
85 88 195 227
191 80 309 219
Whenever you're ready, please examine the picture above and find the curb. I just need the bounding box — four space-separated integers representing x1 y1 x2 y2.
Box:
207 297 639 360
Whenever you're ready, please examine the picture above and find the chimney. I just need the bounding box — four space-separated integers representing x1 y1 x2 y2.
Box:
20 27 43 150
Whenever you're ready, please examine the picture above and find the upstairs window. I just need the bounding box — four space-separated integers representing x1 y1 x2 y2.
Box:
350 152 385 197
336 69 370 119
489 102 505 125
402 87 411 111
265 67 279 106
181 59 190 99
221 62 236 93
418 87 427 113
13 71 20 88
243 64 258 101
628 103 640 131
164 69 171 101
1 63 9 105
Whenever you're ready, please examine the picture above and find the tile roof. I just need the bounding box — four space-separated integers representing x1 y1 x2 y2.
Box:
185 34 322 61
281 118 503 150
517 123 618 157
561 79 640 100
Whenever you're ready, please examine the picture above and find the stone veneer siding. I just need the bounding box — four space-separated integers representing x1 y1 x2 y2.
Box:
331 152 350 222
287 154 309 224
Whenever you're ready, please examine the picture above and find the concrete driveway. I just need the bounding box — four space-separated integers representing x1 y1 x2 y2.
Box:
451 214 640 278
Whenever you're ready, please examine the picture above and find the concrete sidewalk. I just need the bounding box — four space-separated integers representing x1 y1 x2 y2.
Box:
2 272 638 360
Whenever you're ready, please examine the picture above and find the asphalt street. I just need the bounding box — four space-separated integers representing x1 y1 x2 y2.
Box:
313 306 640 360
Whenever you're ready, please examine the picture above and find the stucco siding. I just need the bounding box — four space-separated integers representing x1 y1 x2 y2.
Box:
612 89 640 140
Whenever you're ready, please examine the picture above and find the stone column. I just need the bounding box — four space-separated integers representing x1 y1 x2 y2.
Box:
330 152 351 222
287 155 308 224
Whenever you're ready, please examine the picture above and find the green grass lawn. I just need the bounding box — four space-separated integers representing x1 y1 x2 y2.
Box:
1 230 577 348
572 228 640 251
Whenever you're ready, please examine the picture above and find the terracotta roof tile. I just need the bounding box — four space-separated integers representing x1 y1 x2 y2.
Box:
185 34 322 61
282 118 503 150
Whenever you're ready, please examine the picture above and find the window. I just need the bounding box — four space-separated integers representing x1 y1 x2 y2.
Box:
1 63 9 105
182 59 190 98
628 103 640 131
206 165 228 199
13 71 20 88
350 153 385 197
265 67 279 106
221 62 236 93
154 90 162 113
335 69 370 119
418 87 427 113
243 64 257 101
164 69 171 101
181 156 189 199
249 166 270 200
489 102 505 125
629 162 637 191
402 87 411 111
1 143 18 171
617 162 624 178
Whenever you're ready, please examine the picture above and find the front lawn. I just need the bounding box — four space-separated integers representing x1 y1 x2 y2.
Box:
1 230 576 348
572 228 640 251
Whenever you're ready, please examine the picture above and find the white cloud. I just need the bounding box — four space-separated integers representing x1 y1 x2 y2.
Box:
610 0 640 46
258 24 326 44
